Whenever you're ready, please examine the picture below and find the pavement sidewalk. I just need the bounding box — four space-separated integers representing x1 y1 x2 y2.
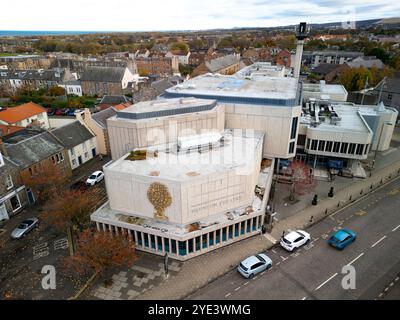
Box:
135 159 400 300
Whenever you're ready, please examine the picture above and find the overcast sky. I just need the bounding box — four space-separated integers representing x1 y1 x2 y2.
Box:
1 0 399 31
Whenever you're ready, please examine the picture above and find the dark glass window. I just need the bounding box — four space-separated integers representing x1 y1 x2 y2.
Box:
290 117 298 139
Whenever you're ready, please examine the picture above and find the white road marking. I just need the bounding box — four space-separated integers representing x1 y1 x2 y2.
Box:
261 272 265 275
272 249 277 254
392 225 400 232
54 237 69 250
280 256 288 261
225 293 232 298
253 276 258 280
346 253 364 266
301 297 307 300
244 282 249 286
371 236 387 248
263 234 277 244
315 273 338 291
276 262 281 266
235 287 241 291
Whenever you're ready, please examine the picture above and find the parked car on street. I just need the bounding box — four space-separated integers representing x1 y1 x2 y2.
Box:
238 253 272 278
280 230 311 252
54 109 63 116
86 170 104 186
47 108 55 116
66 109 77 116
61 108 70 116
328 229 356 250
11 218 39 239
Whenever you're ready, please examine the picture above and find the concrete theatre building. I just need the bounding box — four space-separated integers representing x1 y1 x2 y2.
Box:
91 129 273 260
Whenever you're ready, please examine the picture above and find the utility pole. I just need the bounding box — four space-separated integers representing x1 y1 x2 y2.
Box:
360 76 368 105
377 77 387 103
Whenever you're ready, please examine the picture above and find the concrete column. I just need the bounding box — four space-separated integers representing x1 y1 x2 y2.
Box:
244 220 248 235
161 237 165 254
147 234 151 249
96 222 100 231
186 239 189 255
213 231 216 247
134 230 138 244
207 233 210 249
250 218 253 233
141 232 145 248
155 235 159 252
102 223 107 231
238 221 242 236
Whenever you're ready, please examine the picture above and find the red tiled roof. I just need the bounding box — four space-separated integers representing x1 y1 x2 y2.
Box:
0 124 25 136
0 102 46 124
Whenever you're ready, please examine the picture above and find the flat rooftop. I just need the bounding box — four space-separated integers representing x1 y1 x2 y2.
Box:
235 62 286 77
301 103 372 134
302 82 347 96
104 129 264 182
92 165 272 237
164 73 301 107
116 97 217 120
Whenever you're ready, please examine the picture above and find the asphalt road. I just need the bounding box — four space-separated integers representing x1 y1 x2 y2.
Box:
189 177 400 300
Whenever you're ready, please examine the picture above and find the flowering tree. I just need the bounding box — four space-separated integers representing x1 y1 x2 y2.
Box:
286 160 317 201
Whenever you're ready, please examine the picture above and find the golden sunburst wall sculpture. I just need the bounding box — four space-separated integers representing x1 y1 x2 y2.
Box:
147 182 172 221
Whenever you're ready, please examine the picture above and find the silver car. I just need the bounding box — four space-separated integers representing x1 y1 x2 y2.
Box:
11 218 39 239
238 253 272 278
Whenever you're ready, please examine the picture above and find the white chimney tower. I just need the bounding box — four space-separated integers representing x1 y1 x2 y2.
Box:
293 22 309 78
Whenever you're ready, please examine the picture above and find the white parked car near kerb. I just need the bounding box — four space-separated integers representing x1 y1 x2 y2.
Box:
86 170 104 186
280 230 311 252
237 253 272 278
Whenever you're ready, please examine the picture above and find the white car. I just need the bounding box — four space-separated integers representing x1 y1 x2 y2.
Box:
237 253 272 279
280 230 311 252
11 218 39 239
86 170 104 186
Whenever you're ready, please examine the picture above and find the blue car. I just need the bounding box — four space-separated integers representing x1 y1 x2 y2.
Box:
328 229 356 250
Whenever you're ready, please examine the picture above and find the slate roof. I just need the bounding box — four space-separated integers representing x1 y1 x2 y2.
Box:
99 95 131 105
313 63 345 75
6 69 66 81
346 56 385 69
80 66 126 83
91 108 117 129
50 121 94 149
205 54 240 73
4 131 64 169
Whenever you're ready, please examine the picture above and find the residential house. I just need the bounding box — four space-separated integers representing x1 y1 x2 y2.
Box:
134 49 150 58
51 121 97 170
304 51 364 68
2 129 71 200
346 56 385 69
80 66 138 96
166 50 191 65
0 102 50 129
0 152 29 220
76 107 120 155
135 55 179 77
275 50 291 68
58 80 82 96
311 63 350 83
192 53 241 76
5 68 74 91
96 95 132 111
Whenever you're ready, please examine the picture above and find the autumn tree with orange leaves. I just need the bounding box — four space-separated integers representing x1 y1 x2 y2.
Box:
41 187 103 255
63 229 136 276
